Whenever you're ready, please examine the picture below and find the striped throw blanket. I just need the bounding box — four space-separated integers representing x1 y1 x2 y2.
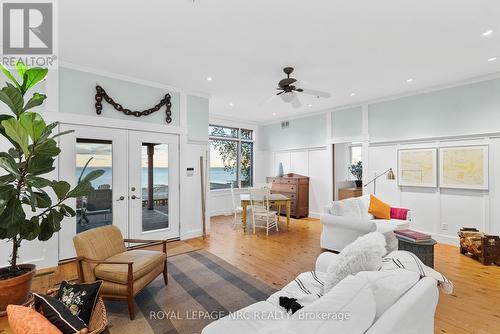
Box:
267 271 326 311
381 250 453 294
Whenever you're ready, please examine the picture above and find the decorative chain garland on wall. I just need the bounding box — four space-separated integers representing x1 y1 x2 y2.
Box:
94 85 172 123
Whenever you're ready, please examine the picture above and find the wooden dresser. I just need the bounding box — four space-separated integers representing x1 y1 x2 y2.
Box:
338 187 362 200
266 174 309 218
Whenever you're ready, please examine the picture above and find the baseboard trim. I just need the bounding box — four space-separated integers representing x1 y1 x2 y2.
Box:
210 210 234 217
181 229 205 240
429 233 459 246
308 212 321 219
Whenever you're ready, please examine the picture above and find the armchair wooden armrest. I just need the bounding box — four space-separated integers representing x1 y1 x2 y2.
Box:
123 238 168 253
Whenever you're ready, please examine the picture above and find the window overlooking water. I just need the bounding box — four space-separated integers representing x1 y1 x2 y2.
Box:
209 125 254 190
75 139 112 233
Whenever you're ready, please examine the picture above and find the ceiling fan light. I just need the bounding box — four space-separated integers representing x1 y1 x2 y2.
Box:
281 92 294 103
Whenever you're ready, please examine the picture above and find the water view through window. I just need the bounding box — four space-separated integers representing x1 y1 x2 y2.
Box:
141 143 169 232
75 139 113 233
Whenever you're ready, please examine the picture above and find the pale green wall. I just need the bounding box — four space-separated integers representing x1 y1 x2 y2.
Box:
59 67 180 126
331 106 363 139
258 114 326 151
369 78 500 142
187 95 209 141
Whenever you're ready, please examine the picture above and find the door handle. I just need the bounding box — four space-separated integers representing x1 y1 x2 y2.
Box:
131 195 141 200
116 196 125 201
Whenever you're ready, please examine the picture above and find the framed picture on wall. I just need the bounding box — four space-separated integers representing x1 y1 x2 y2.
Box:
397 148 438 187
439 145 489 190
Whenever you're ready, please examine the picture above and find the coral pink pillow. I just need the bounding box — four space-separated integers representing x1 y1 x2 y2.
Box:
7 304 62 334
390 207 409 220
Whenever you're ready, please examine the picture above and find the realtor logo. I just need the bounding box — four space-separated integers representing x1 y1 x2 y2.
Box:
2 2 53 54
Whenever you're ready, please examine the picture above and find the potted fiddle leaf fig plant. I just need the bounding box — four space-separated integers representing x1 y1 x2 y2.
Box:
0 61 103 314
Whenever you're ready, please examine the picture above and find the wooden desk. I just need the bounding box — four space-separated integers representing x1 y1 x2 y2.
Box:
240 194 291 232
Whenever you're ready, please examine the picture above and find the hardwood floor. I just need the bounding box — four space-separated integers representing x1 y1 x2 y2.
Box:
188 215 500 334
12 215 500 334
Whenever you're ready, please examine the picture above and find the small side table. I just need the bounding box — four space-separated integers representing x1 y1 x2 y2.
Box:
397 237 437 268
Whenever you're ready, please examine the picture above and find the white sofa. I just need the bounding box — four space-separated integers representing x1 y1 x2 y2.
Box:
320 195 411 252
202 252 439 334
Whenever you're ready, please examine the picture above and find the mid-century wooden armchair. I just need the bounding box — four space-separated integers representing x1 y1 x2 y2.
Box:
73 225 168 319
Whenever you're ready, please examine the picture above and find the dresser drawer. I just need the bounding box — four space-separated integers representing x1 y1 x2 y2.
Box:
272 184 296 193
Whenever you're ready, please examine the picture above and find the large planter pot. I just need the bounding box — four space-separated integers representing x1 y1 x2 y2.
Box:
355 180 362 188
0 264 36 316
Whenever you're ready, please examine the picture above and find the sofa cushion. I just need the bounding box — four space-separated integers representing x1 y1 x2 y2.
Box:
324 232 386 293
368 195 391 219
94 249 166 284
372 219 409 234
201 301 285 334
288 275 376 334
356 269 420 319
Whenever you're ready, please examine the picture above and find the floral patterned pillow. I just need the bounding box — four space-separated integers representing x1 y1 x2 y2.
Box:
56 280 102 325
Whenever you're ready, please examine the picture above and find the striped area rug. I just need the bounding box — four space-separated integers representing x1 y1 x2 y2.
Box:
104 250 277 334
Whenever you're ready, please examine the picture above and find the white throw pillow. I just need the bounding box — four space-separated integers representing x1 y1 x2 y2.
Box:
277 275 376 334
341 197 363 217
331 200 345 216
357 194 375 220
356 269 420 319
323 232 387 293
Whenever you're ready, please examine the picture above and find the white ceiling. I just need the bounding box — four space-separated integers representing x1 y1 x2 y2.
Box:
59 0 500 123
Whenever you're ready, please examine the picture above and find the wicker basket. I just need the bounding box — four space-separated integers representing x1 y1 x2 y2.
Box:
43 288 108 334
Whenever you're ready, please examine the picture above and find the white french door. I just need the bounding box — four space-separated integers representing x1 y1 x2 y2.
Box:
128 130 179 240
58 124 179 260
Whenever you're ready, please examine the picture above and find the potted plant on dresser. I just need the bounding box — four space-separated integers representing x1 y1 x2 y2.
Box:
0 62 103 315
349 161 363 188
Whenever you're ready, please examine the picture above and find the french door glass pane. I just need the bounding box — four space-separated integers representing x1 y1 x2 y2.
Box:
75 139 112 233
141 143 169 232
209 140 237 190
240 141 253 188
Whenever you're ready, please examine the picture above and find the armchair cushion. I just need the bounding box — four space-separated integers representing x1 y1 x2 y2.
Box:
94 249 166 284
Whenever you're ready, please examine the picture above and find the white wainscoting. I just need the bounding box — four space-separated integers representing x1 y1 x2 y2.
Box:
365 137 500 245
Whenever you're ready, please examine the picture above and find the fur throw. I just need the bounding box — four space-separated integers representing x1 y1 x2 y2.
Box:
324 232 387 293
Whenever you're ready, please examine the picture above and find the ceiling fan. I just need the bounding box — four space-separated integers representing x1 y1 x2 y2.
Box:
273 67 331 108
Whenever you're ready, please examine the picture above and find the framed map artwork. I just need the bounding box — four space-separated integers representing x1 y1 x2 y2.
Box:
398 148 438 187
439 146 489 190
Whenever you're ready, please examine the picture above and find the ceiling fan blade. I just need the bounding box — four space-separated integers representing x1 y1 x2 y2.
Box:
292 94 302 108
299 88 331 98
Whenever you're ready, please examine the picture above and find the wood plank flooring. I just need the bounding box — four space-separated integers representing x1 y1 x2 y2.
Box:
187 215 500 334
4 215 499 334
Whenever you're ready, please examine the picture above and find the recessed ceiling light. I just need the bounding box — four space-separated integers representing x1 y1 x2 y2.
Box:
482 29 493 36
350 92 356 97
228 102 233 107
307 104 313 107
406 78 414 83
272 112 277 116
487 57 497 62
206 76 213 81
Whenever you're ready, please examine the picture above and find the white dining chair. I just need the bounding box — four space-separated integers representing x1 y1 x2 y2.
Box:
248 187 278 236
230 183 245 229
